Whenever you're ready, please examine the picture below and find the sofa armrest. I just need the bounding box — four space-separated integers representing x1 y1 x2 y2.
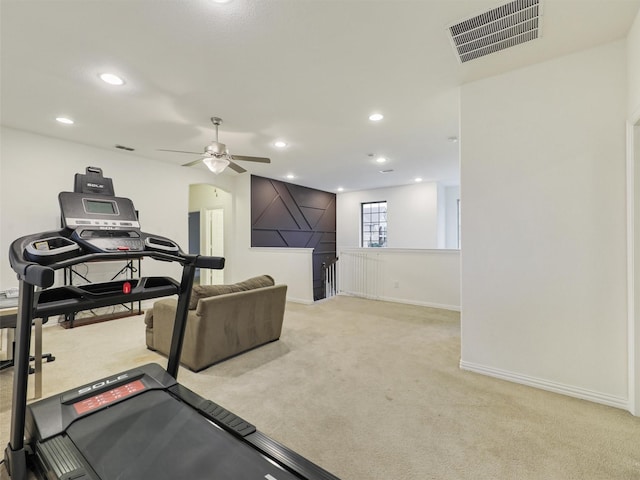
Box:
150 298 179 353
148 298 210 371
144 308 155 349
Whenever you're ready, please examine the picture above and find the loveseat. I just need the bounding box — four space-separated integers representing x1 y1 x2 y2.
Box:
144 275 287 372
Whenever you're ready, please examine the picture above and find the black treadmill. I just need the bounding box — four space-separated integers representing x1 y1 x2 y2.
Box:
4 167 339 480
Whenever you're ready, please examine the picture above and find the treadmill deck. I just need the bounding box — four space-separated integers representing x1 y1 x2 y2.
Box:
65 388 298 480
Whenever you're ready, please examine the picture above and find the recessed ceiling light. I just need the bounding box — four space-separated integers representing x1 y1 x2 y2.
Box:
212 0 232 3
415 177 423 182
369 113 384 122
55 117 74 125
99 73 125 86
286 174 295 180
375 157 387 164
274 140 288 148
337 187 344 192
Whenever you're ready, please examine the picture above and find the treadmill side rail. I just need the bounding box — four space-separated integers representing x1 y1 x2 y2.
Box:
169 383 257 437
169 383 342 480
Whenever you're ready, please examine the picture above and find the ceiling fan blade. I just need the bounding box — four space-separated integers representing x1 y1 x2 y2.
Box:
158 149 202 155
182 158 205 167
227 161 247 174
231 155 271 164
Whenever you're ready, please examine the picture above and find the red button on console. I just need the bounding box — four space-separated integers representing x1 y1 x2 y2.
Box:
117 246 130 251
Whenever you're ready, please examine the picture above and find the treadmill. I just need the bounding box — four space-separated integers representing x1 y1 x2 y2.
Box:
4 167 339 480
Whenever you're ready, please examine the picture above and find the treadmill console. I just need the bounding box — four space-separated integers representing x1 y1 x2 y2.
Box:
59 192 140 230
59 191 145 252
57 166 147 253
22 167 180 263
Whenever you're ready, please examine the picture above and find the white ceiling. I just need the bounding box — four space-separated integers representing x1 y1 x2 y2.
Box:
1 0 639 192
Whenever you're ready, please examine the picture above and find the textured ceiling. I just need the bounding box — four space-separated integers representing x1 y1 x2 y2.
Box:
1 0 639 192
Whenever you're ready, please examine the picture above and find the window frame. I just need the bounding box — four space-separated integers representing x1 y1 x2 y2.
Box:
361 201 387 248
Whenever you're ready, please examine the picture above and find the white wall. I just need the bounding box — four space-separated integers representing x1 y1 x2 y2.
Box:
337 182 445 249
632 123 640 414
0 126 235 289
460 41 628 409
339 247 460 310
629 9 640 118
336 181 461 310
445 185 460 249
627 9 640 414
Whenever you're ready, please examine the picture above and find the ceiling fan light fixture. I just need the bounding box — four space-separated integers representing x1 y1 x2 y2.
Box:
203 157 230 174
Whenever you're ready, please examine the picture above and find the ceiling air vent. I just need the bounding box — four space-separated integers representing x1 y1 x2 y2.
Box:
448 0 542 63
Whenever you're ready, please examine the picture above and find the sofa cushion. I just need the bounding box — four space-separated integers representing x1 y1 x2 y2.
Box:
188 274 275 309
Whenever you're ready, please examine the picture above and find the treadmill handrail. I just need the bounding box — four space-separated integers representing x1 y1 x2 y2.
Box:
6 228 220 477
9 229 224 288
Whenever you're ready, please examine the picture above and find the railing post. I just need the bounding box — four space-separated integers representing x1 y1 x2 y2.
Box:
321 257 339 300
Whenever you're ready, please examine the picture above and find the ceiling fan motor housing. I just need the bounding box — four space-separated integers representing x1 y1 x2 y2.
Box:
204 142 227 157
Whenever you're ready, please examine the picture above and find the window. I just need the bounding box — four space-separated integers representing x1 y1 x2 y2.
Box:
361 201 387 247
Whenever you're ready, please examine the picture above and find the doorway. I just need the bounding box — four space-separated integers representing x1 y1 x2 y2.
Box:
201 208 224 285
188 184 231 286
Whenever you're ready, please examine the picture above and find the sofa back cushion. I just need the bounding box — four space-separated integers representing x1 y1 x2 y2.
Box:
188 274 275 309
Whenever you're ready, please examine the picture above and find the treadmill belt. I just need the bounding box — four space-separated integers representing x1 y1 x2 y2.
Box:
67 389 300 480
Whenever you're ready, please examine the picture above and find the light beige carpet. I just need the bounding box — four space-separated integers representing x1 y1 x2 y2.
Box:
1 295 640 479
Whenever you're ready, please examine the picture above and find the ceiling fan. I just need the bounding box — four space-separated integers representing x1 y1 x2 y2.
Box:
158 117 271 174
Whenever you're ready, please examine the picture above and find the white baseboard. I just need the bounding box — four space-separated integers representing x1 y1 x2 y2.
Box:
377 295 460 312
460 360 629 411
286 296 315 305
337 291 460 312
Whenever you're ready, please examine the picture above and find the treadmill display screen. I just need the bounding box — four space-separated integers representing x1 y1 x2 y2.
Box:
84 199 118 215
73 380 146 415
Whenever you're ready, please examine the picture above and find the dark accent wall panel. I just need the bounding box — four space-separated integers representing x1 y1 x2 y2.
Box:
251 175 336 300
